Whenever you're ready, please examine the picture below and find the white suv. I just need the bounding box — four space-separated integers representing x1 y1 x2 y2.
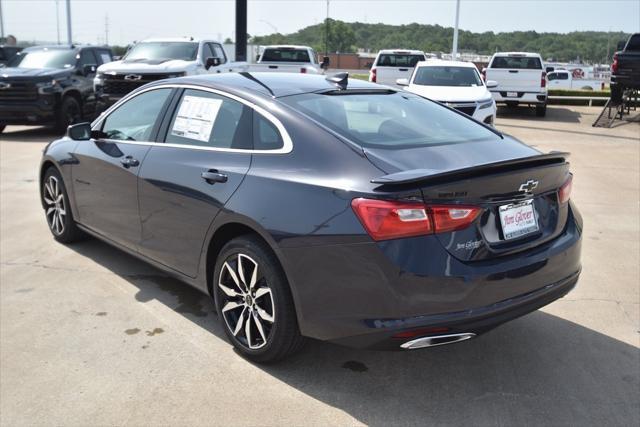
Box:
484 52 547 116
398 60 497 126
94 37 247 106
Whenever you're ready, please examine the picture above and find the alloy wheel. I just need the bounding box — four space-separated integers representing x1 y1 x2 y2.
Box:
218 253 275 350
43 176 66 235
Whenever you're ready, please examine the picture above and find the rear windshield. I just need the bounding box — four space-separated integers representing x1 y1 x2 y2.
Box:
124 42 198 62
413 66 482 87
281 91 496 148
376 54 425 67
490 56 542 70
625 34 640 51
261 48 311 63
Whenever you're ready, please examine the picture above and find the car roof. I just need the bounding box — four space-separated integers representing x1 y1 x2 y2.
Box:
492 52 542 58
22 44 99 52
262 45 311 50
378 49 425 55
415 60 477 68
160 72 387 99
140 37 205 43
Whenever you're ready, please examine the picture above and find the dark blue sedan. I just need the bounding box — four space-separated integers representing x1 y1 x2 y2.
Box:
39 72 582 362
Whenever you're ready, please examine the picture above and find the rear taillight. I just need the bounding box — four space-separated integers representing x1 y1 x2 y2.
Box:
351 198 481 241
370 67 377 83
300 67 307 74
558 175 573 204
541 71 547 88
611 53 619 74
481 68 486 81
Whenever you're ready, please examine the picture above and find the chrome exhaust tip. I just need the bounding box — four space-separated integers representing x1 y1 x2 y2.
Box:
400 333 476 350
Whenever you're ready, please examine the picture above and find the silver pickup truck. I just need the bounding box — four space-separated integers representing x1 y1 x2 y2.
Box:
251 45 329 74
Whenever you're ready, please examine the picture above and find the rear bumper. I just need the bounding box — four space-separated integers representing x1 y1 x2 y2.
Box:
491 91 547 105
0 97 58 125
281 204 582 349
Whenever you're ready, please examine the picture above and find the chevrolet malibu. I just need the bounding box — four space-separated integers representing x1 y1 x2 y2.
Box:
39 72 582 362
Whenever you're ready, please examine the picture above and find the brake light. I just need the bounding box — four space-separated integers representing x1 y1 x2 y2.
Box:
300 67 307 74
351 198 482 241
370 67 377 83
541 71 547 88
558 175 572 204
611 53 619 74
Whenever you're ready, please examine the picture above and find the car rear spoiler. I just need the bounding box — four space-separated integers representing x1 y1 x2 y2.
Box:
371 152 570 185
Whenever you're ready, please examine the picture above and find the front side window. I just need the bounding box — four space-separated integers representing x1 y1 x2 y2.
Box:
490 56 542 70
101 89 172 141
8 49 77 69
78 50 97 68
165 89 252 149
124 42 198 62
413 66 482 87
281 91 496 149
211 44 227 63
377 54 425 67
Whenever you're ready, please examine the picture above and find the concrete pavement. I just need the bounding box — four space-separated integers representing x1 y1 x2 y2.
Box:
1 105 638 426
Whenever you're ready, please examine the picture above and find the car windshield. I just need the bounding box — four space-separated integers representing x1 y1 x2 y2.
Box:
7 49 76 69
490 56 542 69
413 66 482 87
261 48 311 63
124 42 198 61
281 91 496 148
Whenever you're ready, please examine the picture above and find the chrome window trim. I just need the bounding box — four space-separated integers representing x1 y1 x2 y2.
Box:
92 83 293 154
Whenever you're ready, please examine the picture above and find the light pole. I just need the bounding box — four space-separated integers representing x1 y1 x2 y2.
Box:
452 0 460 59
324 0 330 56
0 0 5 40
55 0 61 44
65 0 72 45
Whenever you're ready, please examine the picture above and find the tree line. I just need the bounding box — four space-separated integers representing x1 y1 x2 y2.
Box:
251 20 630 63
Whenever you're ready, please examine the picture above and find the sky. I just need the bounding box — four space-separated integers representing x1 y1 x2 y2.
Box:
2 0 639 46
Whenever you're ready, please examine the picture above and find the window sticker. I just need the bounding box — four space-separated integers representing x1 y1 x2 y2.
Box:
171 95 223 142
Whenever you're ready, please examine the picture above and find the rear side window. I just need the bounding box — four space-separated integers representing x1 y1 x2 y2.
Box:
261 48 310 63
254 114 283 150
548 72 568 81
281 92 496 148
490 56 542 70
377 54 425 67
101 88 172 141
626 34 640 51
165 89 252 149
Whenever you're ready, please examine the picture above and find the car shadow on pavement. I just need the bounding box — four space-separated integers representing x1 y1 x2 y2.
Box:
497 105 581 123
0 126 63 143
67 237 639 426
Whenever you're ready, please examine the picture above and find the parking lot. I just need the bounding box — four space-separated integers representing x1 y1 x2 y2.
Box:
0 105 638 426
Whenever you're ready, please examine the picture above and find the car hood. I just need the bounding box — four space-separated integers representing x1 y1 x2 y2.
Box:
406 84 492 103
364 135 539 174
97 59 195 74
0 67 72 80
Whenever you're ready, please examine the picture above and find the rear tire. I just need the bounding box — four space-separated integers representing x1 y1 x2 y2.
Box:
55 96 81 133
213 235 305 363
535 104 547 117
0 125 5 134
610 84 623 103
42 167 85 243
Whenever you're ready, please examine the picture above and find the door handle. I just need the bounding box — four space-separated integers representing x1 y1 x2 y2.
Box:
399 68 409 71
201 170 228 184
121 156 140 168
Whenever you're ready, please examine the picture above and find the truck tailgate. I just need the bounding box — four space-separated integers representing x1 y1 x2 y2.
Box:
488 69 543 92
376 66 414 86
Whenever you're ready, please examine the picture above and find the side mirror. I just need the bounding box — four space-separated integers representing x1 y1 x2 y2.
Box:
616 40 626 51
546 66 555 73
67 122 92 140
205 57 221 70
112 55 121 61
79 64 96 76
485 80 498 89
396 78 409 86
321 56 330 70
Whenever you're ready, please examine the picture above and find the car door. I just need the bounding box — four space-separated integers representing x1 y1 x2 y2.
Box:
72 87 174 251
137 88 254 277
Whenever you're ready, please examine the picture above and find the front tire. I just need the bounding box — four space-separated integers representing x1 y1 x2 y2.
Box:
42 167 84 243
55 96 81 133
213 235 304 363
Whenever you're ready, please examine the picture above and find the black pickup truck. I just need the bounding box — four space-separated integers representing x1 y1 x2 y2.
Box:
0 45 113 133
611 33 640 102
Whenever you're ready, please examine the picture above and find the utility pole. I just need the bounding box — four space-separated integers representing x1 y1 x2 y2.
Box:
65 0 72 45
104 14 109 46
324 0 330 55
235 0 247 61
452 0 461 59
0 0 5 40
56 0 61 44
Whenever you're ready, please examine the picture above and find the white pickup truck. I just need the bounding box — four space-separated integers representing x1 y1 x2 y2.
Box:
251 45 328 74
369 49 427 86
546 70 605 91
94 37 247 106
484 52 548 116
